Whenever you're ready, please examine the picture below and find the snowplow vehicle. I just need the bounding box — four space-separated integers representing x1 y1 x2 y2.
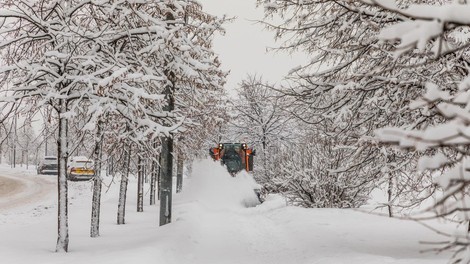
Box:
210 143 262 204
209 143 255 176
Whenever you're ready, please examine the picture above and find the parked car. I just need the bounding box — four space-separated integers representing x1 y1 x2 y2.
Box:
67 156 95 181
37 156 58 175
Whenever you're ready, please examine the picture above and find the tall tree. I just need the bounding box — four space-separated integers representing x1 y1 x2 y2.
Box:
149 149 160 205
256 0 455 209
117 140 132 225
137 151 144 213
0 0 227 238
363 1 470 262
231 75 293 185
0 0 112 251
90 119 103 237
176 143 184 193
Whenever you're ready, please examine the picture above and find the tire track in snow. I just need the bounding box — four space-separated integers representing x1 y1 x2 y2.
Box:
0 176 25 199
0 172 56 211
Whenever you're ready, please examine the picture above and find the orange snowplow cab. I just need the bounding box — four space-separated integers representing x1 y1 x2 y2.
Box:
209 143 255 175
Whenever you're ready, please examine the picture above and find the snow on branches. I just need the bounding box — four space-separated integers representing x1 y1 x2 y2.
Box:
0 0 226 252
363 0 470 262
0 0 226 141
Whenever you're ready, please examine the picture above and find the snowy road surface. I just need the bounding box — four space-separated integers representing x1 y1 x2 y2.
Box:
0 175 24 198
0 167 55 211
0 160 454 264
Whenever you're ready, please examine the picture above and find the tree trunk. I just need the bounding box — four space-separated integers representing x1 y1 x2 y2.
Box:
91 120 103 237
176 152 183 193
117 142 131 225
107 155 114 177
159 136 173 226
387 173 393 218
262 131 268 181
159 10 176 226
56 100 69 252
26 149 29 169
150 155 158 205
137 153 144 212
13 115 17 168
158 154 161 201
144 159 148 184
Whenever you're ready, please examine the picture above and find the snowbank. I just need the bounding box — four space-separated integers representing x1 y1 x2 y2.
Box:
0 159 454 264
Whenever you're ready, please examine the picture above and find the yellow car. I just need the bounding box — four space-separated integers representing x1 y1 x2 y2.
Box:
67 156 95 181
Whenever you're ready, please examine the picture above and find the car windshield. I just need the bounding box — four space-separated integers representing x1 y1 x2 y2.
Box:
75 160 92 166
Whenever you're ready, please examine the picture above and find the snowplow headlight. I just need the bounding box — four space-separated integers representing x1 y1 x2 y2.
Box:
242 143 247 149
218 143 223 149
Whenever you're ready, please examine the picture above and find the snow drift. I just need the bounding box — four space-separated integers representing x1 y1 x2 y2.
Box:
0 161 454 264
181 159 261 209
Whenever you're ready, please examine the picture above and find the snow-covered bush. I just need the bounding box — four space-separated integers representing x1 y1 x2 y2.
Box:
268 135 373 208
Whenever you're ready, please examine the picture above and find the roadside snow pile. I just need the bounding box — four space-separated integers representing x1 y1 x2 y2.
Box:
181 159 260 209
0 160 455 264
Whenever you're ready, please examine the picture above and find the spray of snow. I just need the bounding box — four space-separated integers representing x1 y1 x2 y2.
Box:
181 159 260 209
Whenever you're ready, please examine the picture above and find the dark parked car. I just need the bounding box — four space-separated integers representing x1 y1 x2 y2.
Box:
37 156 58 175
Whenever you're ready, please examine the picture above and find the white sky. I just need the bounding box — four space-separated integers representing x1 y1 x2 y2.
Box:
197 0 307 96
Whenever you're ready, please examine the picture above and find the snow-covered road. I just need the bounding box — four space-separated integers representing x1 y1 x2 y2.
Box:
0 175 24 199
0 167 56 211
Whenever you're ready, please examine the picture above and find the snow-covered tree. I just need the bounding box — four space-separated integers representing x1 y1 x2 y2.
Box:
0 115 40 167
0 0 226 250
0 0 96 251
256 0 455 211
230 75 294 185
90 119 103 237
362 1 470 262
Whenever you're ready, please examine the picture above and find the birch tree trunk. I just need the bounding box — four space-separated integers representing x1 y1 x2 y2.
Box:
137 153 144 212
387 173 393 218
91 120 103 237
117 142 131 225
150 155 158 205
158 154 161 201
56 99 69 252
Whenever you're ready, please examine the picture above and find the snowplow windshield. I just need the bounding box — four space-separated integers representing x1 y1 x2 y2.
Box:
223 143 242 152
221 143 244 173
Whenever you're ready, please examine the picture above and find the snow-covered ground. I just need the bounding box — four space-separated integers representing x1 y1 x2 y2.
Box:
0 160 453 264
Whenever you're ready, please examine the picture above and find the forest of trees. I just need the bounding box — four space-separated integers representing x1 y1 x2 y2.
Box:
2 0 470 263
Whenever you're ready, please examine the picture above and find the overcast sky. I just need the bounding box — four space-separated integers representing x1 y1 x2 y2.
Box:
197 0 307 96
